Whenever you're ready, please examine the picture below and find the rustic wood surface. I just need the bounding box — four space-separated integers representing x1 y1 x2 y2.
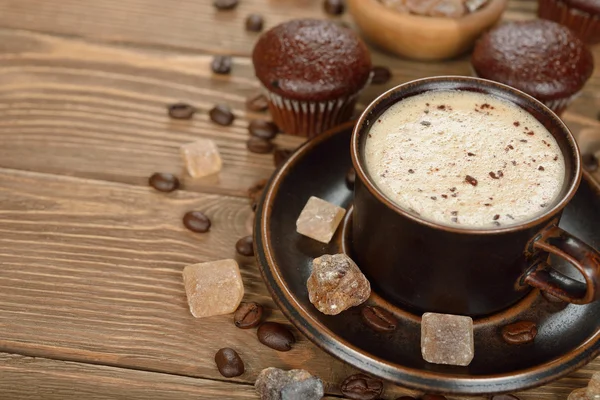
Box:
0 0 598 399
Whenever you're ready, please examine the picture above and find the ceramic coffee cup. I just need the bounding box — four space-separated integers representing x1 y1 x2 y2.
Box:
351 76 600 317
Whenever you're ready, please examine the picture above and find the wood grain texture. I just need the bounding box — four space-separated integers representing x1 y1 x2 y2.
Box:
0 352 341 400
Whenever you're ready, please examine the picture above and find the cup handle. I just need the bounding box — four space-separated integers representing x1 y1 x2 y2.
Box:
523 225 600 304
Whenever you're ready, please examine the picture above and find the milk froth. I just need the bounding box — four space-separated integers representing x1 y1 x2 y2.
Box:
364 90 565 228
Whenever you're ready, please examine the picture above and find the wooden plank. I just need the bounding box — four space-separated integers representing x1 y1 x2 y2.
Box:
0 28 597 197
0 352 344 400
0 167 362 395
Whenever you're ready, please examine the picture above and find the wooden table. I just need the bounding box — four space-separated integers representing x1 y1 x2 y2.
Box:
0 1 599 399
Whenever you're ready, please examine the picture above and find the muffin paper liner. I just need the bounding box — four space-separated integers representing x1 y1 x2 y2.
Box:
538 0 600 44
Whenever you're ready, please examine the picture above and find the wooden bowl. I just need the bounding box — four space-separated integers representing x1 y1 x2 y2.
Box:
348 0 508 61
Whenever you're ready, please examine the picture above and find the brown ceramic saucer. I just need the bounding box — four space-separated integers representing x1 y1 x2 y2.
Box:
254 122 600 395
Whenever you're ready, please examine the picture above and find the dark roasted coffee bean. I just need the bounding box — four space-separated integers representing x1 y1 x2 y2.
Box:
236 235 254 256
541 290 565 303
249 120 279 140
257 322 295 351
211 55 232 74
148 173 179 192
209 104 235 126
323 0 345 15
245 14 264 32
501 321 537 345
274 148 293 168
247 137 274 154
346 167 356 189
582 153 599 172
491 395 521 400
183 211 211 233
234 302 263 329
340 374 383 400
246 93 269 112
371 66 392 85
213 0 238 10
214 348 244 377
168 103 196 119
421 395 447 400
361 306 397 333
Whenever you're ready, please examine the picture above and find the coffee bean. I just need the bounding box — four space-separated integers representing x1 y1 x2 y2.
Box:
236 235 254 256
247 137 275 154
274 148 293 168
361 306 397 333
501 321 537 345
582 153 599 172
214 348 244 377
246 93 269 112
491 395 521 400
213 0 238 10
346 167 356 189
209 104 235 126
183 211 211 233
234 302 263 329
211 55 232 75
323 0 345 15
421 395 447 400
249 120 279 140
245 14 264 32
248 179 267 211
148 173 179 192
371 66 392 85
257 322 295 351
168 103 196 119
541 290 565 303
340 373 383 400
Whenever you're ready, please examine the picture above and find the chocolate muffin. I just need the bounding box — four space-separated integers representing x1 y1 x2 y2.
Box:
538 0 600 44
471 20 594 115
252 19 372 138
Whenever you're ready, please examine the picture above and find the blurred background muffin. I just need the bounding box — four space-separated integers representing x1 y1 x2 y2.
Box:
471 19 594 115
252 19 372 138
538 0 600 45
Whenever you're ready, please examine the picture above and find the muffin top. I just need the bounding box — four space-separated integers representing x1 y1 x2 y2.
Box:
252 19 372 102
563 0 600 15
472 20 594 101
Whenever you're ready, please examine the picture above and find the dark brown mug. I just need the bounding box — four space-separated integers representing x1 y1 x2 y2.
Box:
351 76 600 317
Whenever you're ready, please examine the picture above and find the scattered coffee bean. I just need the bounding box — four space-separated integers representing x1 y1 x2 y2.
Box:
491 395 521 400
209 104 235 126
501 321 537 345
245 13 264 32
274 148 293 168
361 306 397 333
421 396 447 400
582 153 599 172
213 0 239 10
183 211 211 233
249 120 279 140
340 373 383 400
168 103 196 120
234 302 263 329
148 172 179 192
323 0 345 15
214 348 244 377
248 179 267 211
236 235 254 256
246 93 269 112
371 66 392 85
247 137 275 154
212 55 232 74
541 290 565 303
346 167 356 189
257 322 295 351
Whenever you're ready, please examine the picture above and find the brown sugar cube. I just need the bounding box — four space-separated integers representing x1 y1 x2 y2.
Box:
296 196 346 244
182 259 244 318
421 312 474 366
180 139 222 178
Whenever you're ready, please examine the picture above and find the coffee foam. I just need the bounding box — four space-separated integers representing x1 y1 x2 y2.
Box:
364 90 565 229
